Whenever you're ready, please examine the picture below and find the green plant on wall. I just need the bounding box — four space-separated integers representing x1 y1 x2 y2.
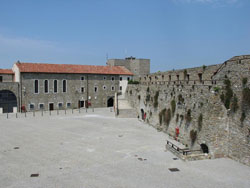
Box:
153 91 160 108
171 99 176 114
165 108 172 126
178 94 184 103
185 109 192 123
242 77 248 88
202 65 207 71
231 95 238 113
240 112 246 123
198 114 203 131
176 113 179 123
220 79 233 109
190 130 197 145
242 88 250 107
159 108 171 127
213 87 220 93
128 80 139 84
184 69 187 79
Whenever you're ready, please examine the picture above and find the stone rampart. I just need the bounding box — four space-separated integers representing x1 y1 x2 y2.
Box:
126 55 250 166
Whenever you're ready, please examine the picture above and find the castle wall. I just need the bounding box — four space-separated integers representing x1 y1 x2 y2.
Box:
126 56 250 166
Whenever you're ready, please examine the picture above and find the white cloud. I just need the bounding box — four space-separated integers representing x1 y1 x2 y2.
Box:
0 34 59 51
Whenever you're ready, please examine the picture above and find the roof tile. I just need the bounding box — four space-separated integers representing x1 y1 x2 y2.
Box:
16 62 133 75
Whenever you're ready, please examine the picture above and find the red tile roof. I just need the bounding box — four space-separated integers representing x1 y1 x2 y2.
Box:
0 69 14 74
16 62 133 75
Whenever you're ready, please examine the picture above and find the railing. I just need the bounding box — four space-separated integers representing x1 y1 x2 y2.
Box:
0 107 114 119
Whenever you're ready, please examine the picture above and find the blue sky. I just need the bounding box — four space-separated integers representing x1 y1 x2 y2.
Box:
0 0 249 72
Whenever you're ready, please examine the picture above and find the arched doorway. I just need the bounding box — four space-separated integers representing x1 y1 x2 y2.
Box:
107 97 114 107
200 144 209 153
0 90 17 113
141 109 144 120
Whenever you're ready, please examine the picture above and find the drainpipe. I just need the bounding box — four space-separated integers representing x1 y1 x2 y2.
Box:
86 74 89 108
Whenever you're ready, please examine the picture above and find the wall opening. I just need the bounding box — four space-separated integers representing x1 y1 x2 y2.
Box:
107 97 114 107
141 109 144 120
0 90 17 113
49 103 54 111
200 144 209 153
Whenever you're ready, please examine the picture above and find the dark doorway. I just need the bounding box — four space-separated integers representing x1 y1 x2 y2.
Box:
141 109 144 120
79 100 84 108
49 103 54 111
200 144 209 153
107 97 114 107
0 90 17 113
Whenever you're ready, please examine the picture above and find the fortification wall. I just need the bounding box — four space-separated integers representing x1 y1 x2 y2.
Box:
126 55 250 166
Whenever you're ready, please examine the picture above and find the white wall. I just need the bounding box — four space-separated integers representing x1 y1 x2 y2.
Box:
12 63 20 82
119 75 132 96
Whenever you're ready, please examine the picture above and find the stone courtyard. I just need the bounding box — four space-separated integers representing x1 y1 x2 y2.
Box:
0 108 250 188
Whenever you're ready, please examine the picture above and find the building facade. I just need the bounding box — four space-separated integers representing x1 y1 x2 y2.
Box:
0 61 134 113
107 56 150 76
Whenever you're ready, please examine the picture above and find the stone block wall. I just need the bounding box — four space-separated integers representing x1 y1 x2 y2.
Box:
126 55 250 166
21 73 119 111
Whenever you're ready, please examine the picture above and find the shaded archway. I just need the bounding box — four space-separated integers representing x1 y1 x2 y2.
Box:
141 109 144 120
107 97 114 107
200 144 209 153
0 90 17 113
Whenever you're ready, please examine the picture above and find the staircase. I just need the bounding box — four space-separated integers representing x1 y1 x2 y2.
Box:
116 95 137 118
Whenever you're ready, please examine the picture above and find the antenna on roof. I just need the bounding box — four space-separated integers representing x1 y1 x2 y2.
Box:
106 53 108 61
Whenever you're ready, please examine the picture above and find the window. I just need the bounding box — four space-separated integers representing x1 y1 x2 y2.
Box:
120 77 122 81
177 75 179 81
198 73 202 82
111 86 115 91
169 75 171 81
54 80 58 93
81 76 85 81
111 77 114 81
44 80 49 93
63 80 67 93
29 104 35 110
127 77 130 81
39 104 44 110
58 103 63 109
103 76 106 80
94 86 98 93
120 86 122 91
34 80 39 94
0 76 2 82
103 85 106 90
81 87 85 93
67 103 71 108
